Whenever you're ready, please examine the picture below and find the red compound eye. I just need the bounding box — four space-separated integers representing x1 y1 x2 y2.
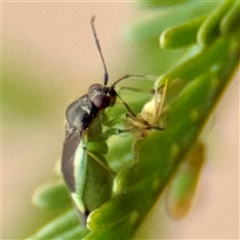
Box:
88 85 117 109
92 95 111 109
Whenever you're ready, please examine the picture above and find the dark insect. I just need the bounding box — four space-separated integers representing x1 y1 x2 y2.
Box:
61 16 155 225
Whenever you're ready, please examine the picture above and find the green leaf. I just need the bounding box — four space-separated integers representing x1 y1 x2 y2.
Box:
32 180 71 210
166 142 205 219
27 210 89 239
136 0 189 9
160 16 206 49
124 2 217 41
220 1 240 36
197 1 234 48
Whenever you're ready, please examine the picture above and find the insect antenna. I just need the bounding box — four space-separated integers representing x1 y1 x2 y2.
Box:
111 74 158 89
90 16 109 86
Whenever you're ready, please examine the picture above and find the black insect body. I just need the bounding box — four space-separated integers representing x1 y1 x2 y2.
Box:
65 84 117 136
62 78 118 189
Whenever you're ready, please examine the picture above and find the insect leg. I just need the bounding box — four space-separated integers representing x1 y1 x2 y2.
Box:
116 81 166 117
116 93 137 117
85 148 116 176
119 81 168 135
118 82 165 96
118 81 167 126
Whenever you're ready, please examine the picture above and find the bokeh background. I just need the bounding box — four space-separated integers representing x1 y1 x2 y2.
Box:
2 2 239 239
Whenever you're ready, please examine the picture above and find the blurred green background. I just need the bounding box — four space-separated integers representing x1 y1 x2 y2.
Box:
2 2 239 239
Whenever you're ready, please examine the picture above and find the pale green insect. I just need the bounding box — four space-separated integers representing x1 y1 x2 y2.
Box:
113 81 168 194
124 80 168 138
120 82 205 220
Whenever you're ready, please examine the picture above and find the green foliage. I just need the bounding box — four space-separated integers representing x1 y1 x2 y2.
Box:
28 1 239 239
32 180 71 210
27 210 90 239
166 142 205 219
136 0 189 9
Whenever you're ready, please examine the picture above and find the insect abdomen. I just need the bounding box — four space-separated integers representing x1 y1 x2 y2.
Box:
72 140 113 221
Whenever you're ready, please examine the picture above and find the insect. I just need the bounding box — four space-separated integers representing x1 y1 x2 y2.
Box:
61 16 157 225
120 81 168 138
112 82 168 195
119 82 205 221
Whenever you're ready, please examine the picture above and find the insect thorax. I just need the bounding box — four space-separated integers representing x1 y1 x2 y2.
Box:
65 84 117 134
66 94 99 132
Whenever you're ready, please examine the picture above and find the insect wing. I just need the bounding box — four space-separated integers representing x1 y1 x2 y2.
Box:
72 140 113 217
62 126 113 225
61 129 82 193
